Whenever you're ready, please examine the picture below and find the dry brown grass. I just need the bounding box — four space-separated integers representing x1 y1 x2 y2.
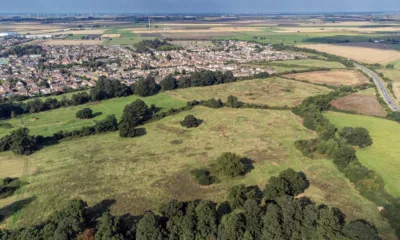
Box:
36 39 103 45
285 70 370 87
101 34 121 38
301 43 400 64
330 88 387 117
129 27 260 33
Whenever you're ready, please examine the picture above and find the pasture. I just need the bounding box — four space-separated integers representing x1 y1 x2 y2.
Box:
0 93 185 137
301 43 400 64
0 107 394 239
166 77 332 107
330 88 387 117
284 70 370 87
326 111 400 197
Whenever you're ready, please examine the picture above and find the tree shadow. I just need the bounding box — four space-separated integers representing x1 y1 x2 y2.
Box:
92 112 103 118
135 128 147 137
0 196 36 223
299 171 310 190
86 199 116 224
241 157 255 174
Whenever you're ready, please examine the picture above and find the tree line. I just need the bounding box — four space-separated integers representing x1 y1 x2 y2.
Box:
292 86 400 238
0 169 380 240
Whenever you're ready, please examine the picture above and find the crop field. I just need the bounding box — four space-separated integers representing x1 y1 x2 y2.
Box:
166 77 332 107
285 70 370 87
326 111 400 198
271 59 346 69
330 88 387 117
301 43 400 64
0 107 394 239
33 39 103 45
0 94 185 137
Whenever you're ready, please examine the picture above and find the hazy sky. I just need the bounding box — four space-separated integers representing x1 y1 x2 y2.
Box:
1 0 399 13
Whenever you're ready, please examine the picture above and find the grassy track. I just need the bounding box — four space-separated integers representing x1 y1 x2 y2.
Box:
0 107 394 238
0 93 186 137
325 111 400 197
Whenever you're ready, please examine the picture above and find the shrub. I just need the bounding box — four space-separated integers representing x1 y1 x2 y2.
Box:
180 115 202 128
202 98 224 108
215 152 245 177
95 115 118 133
75 108 93 119
226 95 243 108
317 139 338 156
191 168 216 186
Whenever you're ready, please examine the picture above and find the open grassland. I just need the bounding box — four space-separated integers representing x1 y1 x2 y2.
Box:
301 43 400 64
0 107 394 239
326 111 400 197
285 70 370 87
0 94 185 137
330 88 387 117
166 77 332 107
102 29 153 45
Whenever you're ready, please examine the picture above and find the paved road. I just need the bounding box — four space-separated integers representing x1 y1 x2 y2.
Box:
354 63 400 112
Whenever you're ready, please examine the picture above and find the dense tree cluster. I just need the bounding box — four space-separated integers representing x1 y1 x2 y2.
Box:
134 39 183 52
119 100 152 138
339 127 373 148
90 77 132 101
180 115 202 128
130 75 160 97
0 170 380 240
75 108 93 119
0 45 43 57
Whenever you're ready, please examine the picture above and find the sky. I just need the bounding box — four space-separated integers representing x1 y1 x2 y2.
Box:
1 0 400 14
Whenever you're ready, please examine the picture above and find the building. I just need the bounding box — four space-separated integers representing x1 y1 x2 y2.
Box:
0 32 17 37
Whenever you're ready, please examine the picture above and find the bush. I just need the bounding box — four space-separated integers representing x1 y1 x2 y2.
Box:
317 139 338 156
226 95 243 108
180 115 202 128
95 115 118 133
215 152 245 177
202 98 224 108
191 168 216 186
75 108 93 119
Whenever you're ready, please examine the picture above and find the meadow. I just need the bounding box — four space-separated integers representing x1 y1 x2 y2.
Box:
284 70 370 87
0 93 185 137
166 77 332 107
0 107 394 239
102 29 154 46
326 111 400 197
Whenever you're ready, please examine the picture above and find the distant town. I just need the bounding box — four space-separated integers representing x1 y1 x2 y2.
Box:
0 37 305 97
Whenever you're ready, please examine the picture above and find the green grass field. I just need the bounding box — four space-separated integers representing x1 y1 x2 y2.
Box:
0 107 394 238
102 29 154 46
0 93 185 137
325 111 400 197
167 77 332 107
21 90 90 103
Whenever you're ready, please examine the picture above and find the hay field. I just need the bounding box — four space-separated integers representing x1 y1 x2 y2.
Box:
285 70 370 87
301 43 400 64
101 34 121 38
35 39 103 45
326 111 400 198
330 88 387 117
0 107 394 239
167 77 332 107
